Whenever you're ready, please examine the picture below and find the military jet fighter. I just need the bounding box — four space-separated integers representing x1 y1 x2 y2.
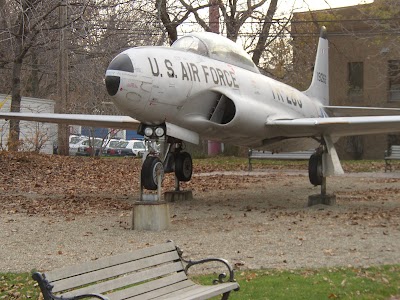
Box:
2 27 400 191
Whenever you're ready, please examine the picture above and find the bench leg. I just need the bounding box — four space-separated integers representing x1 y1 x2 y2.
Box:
385 160 391 172
221 292 231 300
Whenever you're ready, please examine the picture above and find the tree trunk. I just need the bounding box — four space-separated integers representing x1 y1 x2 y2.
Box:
57 1 69 155
8 56 23 152
252 0 278 66
155 0 178 44
31 50 39 97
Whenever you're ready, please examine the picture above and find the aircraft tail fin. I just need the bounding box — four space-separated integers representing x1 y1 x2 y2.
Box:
303 26 329 106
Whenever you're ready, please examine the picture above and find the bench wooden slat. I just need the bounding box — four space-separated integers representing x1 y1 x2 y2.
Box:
46 242 177 282
153 285 206 300
248 149 315 171
155 282 239 300
108 272 192 300
52 251 180 293
126 281 201 300
60 261 185 298
249 150 314 160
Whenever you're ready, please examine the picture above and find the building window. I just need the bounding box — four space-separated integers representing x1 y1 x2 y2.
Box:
345 136 363 160
388 60 400 101
348 62 363 102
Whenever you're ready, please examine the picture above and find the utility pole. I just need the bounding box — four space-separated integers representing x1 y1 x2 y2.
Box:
209 0 220 34
56 0 69 155
207 0 222 156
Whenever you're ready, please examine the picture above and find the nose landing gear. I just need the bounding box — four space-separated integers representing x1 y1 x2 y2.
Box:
138 123 193 194
140 142 193 191
133 124 194 230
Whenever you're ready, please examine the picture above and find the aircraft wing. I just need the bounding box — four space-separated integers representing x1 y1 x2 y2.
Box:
267 115 400 138
0 112 140 130
323 106 400 117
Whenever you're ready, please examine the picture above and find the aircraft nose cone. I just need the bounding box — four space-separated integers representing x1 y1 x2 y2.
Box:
105 53 134 96
105 76 120 96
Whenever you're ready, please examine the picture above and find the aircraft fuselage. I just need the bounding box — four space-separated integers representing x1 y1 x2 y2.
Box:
106 42 325 150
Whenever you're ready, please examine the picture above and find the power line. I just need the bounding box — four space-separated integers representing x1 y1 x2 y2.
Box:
2 16 399 32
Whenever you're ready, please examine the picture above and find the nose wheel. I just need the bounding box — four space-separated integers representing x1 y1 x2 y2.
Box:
141 156 164 191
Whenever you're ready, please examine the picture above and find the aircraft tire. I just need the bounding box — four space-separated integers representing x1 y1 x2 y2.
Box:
175 152 193 182
309 153 323 186
141 156 164 190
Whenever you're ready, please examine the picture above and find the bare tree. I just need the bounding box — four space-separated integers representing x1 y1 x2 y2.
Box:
0 1 87 151
153 0 295 79
1 0 160 153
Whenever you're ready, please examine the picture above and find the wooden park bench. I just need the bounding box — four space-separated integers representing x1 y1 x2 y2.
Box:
248 149 315 171
32 241 239 300
384 145 400 172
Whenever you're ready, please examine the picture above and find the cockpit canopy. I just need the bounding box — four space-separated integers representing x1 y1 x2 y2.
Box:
172 32 260 74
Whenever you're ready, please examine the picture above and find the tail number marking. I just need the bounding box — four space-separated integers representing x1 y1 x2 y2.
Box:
317 72 327 84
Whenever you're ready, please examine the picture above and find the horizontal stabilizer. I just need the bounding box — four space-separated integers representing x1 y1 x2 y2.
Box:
324 106 400 117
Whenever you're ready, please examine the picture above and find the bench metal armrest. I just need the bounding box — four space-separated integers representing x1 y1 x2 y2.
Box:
32 272 109 300
70 294 109 300
183 257 237 286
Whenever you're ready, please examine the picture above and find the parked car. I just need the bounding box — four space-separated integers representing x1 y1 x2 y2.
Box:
69 135 87 144
69 136 89 156
102 139 125 154
106 139 146 157
76 138 104 156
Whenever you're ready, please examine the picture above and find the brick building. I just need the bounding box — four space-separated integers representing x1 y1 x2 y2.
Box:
291 0 400 159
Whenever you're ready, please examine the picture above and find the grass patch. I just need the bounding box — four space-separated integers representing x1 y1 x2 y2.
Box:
6 265 399 299
194 265 400 300
0 272 39 299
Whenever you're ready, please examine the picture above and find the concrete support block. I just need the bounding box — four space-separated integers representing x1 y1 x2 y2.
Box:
308 194 336 207
132 201 170 231
164 190 193 202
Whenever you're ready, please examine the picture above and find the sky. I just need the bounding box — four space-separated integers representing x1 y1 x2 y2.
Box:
288 0 374 13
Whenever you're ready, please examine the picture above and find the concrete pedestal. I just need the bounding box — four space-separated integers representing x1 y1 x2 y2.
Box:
308 194 336 207
132 201 170 231
164 190 193 202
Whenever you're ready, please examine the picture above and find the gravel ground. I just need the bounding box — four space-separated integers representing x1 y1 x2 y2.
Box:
1 167 400 274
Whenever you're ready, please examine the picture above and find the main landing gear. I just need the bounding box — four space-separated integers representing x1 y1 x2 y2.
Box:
307 142 336 206
308 147 323 187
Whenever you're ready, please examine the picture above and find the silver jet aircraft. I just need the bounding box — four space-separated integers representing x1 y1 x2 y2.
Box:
2 27 400 191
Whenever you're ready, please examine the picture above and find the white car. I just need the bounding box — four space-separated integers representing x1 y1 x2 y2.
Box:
118 140 146 157
69 136 88 155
